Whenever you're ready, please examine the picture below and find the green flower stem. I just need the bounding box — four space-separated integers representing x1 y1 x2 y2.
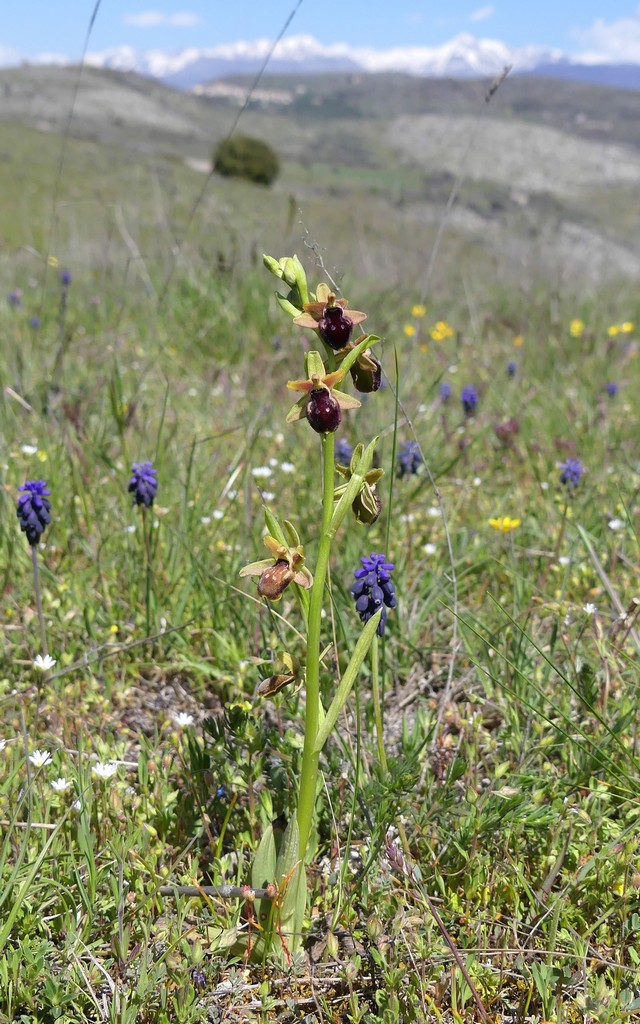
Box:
142 508 154 637
370 635 387 772
297 431 335 862
552 499 570 563
31 545 48 656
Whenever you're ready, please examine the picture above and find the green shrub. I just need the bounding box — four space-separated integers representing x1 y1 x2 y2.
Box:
213 134 280 186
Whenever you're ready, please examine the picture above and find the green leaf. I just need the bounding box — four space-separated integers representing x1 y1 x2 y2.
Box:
252 824 277 932
314 609 382 753
275 817 306 958
252 824 277 889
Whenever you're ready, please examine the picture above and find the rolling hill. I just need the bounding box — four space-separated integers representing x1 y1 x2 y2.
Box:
1 64 640 290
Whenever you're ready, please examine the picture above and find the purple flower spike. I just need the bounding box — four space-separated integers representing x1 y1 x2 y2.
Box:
8 289 23 309
559 457 582 489
335 437 354 464
439 381 452 401
507 361 517 378
396 440 422 478
17 480 51 546
605 382 618 397
461 385 478 416
129 461 158 507
351 552 396 637
60 269 72 287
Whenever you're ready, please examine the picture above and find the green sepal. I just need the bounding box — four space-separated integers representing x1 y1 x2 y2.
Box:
331 388 361 411
238 557 274 577
304 350 327 379
264 508 287 546
283 520 301 547
286 395 308 423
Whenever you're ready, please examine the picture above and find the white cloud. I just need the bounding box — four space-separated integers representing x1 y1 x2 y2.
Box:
469 5 496 22
573 8 640 62
123 10 201 28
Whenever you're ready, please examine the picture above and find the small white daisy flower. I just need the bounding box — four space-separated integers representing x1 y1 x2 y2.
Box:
72 798 82 812
212 509 224 520
608 518 624 531
261 491 275 502
92 761 118 780
29 749 52 768
200 516 211 525
423 543 437 556
125 524 136 534
558 556 571 566
173 712 194 728
269 458 279 467
583 603 597 616
21 444 38 455
33 654 56 672
280 461 295 473
251 466 272 479
51 777 71 792
427 506 442 518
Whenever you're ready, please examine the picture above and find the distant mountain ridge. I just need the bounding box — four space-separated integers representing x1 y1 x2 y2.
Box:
78 33 640 91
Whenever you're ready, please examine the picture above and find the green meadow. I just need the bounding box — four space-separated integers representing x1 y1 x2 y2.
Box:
0 66 640 1023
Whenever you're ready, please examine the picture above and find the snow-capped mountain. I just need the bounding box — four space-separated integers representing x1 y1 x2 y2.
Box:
84 33 567 90
44 33 639 91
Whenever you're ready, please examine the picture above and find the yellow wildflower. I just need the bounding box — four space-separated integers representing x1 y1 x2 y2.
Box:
488 516 521 532
513 334 524 347
47 255 59 268
569 319 584 338
621 321 634 333
607 324 620 337
411 304 427 318
403 324 416 338
430 320 454 342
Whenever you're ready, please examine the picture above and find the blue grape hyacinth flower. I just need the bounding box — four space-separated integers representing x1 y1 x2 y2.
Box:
605 382 619 397
507 361 517 378
351 553 396 637
439 381 452 402
461 385 479 415
129 461 158 507
397 440 422 477
335 437 354 465
559 457 582 489
17 480 51 546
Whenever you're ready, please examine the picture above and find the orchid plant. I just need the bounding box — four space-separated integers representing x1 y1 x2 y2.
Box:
238 254 393 961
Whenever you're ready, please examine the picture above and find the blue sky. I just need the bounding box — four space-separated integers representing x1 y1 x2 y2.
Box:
3 1 640 61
